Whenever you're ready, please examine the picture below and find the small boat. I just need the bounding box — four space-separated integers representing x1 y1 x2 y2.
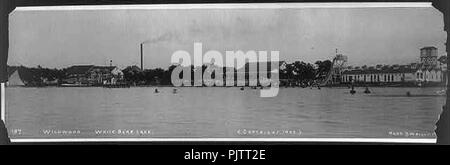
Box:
417 82 423 87
406 91 411 96
240 87 244 90
364 87 371 94
350 85 356 94
173 88 178 94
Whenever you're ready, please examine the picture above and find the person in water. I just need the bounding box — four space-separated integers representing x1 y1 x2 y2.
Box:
364 86 371 94
350 85 356 94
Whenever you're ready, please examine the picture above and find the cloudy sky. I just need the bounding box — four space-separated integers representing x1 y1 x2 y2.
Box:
8 6 446 69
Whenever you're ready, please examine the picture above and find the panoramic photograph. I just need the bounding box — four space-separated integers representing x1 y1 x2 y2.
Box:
3 4 447 141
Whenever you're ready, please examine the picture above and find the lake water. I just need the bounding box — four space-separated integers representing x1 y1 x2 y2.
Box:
4 87 446 139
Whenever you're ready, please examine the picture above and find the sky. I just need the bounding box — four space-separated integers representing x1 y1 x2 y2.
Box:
7 6 446 69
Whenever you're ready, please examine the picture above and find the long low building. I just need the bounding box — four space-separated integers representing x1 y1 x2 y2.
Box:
341 46 446 85
341 67 443 84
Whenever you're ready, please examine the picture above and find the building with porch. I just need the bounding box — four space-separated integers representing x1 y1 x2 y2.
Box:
64 65 123 85
341 46 445 86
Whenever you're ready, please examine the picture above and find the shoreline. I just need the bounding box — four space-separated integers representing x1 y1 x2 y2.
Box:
6 85 446 88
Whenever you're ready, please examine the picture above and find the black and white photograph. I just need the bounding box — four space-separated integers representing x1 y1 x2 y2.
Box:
0 2 448 144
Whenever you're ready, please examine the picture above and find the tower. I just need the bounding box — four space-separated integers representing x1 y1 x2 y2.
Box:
331 49 348 84
420 46 438 67
140 43 144 70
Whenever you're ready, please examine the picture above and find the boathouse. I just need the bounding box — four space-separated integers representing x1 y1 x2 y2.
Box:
64 65 123 85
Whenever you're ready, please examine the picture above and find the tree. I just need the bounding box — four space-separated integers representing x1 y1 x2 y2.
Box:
122 65 142 83
284 63 295 80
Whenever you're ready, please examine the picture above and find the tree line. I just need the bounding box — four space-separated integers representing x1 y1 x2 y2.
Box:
121 60 333 86
8 60 332 87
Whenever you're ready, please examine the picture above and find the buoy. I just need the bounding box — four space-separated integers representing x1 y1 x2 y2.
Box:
154 88 159 93
350 85 356 94
406 91 411 96
173 88 177 94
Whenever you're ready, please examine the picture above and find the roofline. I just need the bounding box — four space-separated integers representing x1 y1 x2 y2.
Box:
420 46 437 49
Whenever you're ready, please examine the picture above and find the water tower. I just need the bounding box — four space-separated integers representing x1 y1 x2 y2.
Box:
420 46 438 67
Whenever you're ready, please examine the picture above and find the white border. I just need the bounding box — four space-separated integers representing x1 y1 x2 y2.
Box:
13 2 432 11
10 138 436 143
6 3 438 143
1 83 5 122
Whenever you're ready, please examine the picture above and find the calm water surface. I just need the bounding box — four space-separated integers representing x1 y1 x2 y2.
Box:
5 87 445 138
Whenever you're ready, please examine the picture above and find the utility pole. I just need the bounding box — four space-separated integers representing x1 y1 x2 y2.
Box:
140 43 144 70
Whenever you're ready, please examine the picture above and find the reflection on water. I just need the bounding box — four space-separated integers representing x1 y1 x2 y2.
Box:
5 87 445 138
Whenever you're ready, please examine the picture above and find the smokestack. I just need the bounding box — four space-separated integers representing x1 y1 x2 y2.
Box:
140 43 143 70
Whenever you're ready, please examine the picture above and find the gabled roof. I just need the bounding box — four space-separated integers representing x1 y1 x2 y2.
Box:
65 65 94 75
66 65 118 75
421 46 437 50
